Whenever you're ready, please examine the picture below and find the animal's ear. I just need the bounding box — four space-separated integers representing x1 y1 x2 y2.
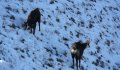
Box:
86 39 90 47
35 8 39 11
36 8 39 10
87 38 90 43
78 40 82 43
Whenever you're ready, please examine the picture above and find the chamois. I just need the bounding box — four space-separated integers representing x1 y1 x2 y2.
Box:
24 8 41 35
71 40 90 70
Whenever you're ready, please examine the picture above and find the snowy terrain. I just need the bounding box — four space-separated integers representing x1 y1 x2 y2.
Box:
0 0 120 70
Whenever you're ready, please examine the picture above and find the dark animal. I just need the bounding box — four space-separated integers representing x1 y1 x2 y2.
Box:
24 8 41 35
71 39 90 70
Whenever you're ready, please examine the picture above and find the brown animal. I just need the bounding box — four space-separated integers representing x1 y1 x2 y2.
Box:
25 8 41 35
71 39 90 70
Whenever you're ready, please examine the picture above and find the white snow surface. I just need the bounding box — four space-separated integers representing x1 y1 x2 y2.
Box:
0 0 120 70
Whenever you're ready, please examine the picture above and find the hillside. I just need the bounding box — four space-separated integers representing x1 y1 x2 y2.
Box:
0 0 120 70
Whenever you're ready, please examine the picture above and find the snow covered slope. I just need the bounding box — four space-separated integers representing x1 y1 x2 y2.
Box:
0 0 120 70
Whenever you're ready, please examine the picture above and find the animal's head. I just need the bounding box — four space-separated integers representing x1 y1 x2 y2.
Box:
36 8 39 10
71 43 77 54
78 40 82 44
72 43 77 50
22 22 28 30
34 8 39 11
86 39 90 47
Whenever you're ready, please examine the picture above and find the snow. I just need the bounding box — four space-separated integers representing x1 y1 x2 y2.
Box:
0 0 120 70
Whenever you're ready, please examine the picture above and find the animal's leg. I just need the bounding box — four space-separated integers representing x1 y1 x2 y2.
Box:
30 28 32 33
33 23 36 35
38 21 40 31
72 55 74 68
28 22 32 33
38 10 41 31
71 53 74 68
79 59 81 68
76 58 78 70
